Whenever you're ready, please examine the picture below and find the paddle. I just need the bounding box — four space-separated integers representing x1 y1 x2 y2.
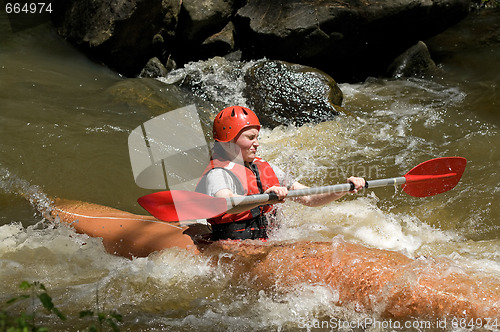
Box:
137 157 467 222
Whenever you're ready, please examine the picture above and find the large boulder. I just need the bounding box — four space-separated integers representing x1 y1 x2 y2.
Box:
157 57 344 128
50 0 471 81
235 0 471 81
50 0 181 76
243 60 345 127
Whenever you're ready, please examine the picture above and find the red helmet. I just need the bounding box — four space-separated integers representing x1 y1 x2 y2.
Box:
213 106 260 142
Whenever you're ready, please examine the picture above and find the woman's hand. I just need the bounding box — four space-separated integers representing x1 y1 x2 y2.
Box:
347 176 366 193
265 186 288 201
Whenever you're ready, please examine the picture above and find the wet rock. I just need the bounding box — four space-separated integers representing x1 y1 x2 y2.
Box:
426 7 500 55
106 78 215 130
50 0 181 76
139 57 169 79
243 60 344 127
387 41 439 78
179 0 236 42
223 50 243 62
200 22 237 59
236 0 470 82
106 78 183 113
174 0 239 64
51 0 471 81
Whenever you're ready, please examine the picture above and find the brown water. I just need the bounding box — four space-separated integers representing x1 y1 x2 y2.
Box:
1 9 499 331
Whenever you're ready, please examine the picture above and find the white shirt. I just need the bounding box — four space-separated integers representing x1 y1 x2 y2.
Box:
204 162 294 197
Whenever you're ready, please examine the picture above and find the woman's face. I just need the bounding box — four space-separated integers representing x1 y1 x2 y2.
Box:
233 127 260 163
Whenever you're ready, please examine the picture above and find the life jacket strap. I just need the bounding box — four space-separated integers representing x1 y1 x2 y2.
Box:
211 215 269 240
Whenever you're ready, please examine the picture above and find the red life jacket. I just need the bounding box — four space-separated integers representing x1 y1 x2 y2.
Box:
196 156 280 225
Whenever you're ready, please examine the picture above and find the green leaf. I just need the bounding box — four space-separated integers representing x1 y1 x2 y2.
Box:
97 312 106 322
110 313 123 322
52 308 66 321
79 310 94 318
109 320 120 332
38 293 54 311
19 281 31 290
6 294 30 305
5 298 16 305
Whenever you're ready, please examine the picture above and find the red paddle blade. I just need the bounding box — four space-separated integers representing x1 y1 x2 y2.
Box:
402 157 467 197
137 190 227 222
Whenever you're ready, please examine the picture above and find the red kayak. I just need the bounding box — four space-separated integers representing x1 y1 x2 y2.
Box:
52 198 197 258
52 198 500 322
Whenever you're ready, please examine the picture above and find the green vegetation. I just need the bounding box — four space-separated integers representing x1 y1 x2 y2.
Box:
1 281 122 332
0 281 65 332
79 309 122 332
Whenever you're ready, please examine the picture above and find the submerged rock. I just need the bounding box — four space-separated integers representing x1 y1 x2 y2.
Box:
387 41 440 79
106 78 185 113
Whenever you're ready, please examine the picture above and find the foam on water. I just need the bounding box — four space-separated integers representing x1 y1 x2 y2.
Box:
267 192 459 257
256 89 498 265
1 166 500 330
157 57 257 107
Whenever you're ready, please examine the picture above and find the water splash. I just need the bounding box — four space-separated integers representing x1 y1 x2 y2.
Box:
158 57 256 107
0 167 54 218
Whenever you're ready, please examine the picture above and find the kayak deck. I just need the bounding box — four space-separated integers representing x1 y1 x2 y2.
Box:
52 198 198 258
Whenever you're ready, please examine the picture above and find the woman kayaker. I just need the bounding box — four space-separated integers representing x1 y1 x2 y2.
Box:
196 106 365 241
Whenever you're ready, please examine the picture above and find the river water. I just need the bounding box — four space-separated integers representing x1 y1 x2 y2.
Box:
1 9 499 331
